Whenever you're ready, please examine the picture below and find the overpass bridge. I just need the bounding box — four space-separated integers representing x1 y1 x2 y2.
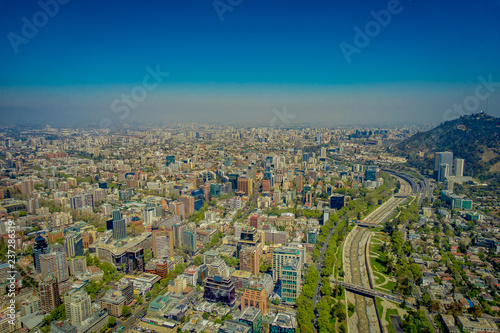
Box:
331 279 415 309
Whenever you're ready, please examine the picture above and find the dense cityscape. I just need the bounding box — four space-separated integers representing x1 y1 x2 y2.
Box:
2 1 500 333
0 118 498 333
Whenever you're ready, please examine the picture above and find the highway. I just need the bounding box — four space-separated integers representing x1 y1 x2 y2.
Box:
362 175 412 225
344 227 380 333
344 173 419 333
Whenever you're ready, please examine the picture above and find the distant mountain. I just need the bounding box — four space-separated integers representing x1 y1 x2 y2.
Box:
390 112 500 181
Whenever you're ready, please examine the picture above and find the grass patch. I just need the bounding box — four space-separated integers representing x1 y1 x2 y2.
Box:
386 309 399 333
381 280 396 292
371 255 388 275
374 272 387 285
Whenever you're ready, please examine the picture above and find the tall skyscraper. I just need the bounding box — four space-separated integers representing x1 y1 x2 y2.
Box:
272 246 303 282
33 234 50 273
434 152 453 180
152 229 174 258
126 247 144 274
64 289 92 324
239 246 260 275
455 158 464 177
179 195 195 216
69 193 94 211
112 210 122 221
112 219 126 240
40 252 69 283
302 153 309 163
329 194 345 210
64 232 84 258
40 274 61 314
21 179 35 196
438 163 450 183
144 207 155 226
182 230 197 255
237 176 253 196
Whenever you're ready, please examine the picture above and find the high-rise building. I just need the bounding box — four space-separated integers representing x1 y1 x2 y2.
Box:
69 193 94 211
125 247 144 274
237 176 253 196
307 228 318 244
249 214 260 229
191 189 204 211
262 179 271 192
204 275 236 306
112 219 126 240
329 194 345 210
64 232 84 258
238 307 263 333
67 256 87 276
241 285 268 314
144 207 155 226
304 192 313 207
113 280 134 305
33 234 50 273
27 198 39 213
295 175 303 193
434 152 453 180
40 252 69 282
365 165 380 181
281 257 301 304
302 153 309 163
182 230 197 255
64 288 92 324
173 223 188 247
272 246 303 282
152 229 174 258
455 158 464 177
239 246 260 275
320 147 327 158
112 210 122 221
21 179 35 196
438 163 450 183
210 183 220 197
179 195 195 216
40 274 61 314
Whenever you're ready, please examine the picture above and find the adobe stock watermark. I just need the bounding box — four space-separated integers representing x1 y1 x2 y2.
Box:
339 0 406 64
7 0 70 54
443 74 499 121
270 106 296 127
213 0 243 22
99 65 169 131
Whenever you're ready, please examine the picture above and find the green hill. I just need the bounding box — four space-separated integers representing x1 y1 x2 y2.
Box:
389 112 500 182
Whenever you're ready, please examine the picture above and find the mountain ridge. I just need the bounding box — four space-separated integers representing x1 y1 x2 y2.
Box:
390 112 500 182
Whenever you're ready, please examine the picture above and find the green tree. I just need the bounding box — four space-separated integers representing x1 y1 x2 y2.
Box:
107 316 116 328
122 305 131 317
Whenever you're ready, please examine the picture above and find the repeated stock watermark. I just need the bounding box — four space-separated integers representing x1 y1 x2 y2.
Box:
213 0 243 21
339 0 407 64
99 64 169 131
443 74 499 121
7 0 70 54
270 106 296 127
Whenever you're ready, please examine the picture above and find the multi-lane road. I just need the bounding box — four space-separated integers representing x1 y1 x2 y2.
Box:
344 173 421 333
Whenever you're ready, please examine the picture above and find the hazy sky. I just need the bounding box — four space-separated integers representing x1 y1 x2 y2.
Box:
1 0 499 126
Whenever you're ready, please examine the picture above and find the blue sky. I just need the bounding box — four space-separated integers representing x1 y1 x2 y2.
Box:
0 0 499 125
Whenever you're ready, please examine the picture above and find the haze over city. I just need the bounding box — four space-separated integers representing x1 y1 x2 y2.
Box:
1 0 500 126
